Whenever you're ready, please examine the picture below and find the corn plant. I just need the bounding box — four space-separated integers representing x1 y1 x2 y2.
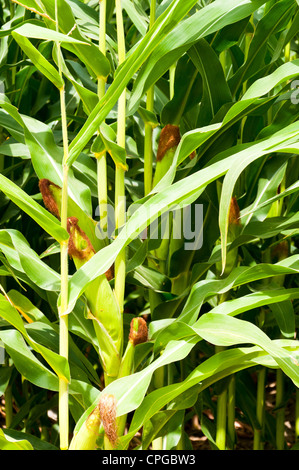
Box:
0 0 299 452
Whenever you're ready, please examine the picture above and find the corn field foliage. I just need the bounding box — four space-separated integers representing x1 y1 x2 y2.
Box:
0 0 299 451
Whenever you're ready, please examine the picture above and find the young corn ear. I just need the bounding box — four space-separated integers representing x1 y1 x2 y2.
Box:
228 196 241 230
116 317 148 437
227 197 241 269
67 216 95 267
69 404 102 450
153 124 181 187
152 125 195 274
99 394 118 448
152 125 180 273
66 217 122 383
118 317 148 379
129 316 148 346
153 124 196 187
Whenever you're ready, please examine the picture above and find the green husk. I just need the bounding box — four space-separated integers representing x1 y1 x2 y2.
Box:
69 403 102 450
118 317 148 379
66 216 122 383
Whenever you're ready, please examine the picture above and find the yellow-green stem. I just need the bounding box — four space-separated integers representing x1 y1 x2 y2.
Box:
216 345 227 451
219 50 227 77
227 375 235 449
144 119 153 196
97 0 108 229
276 369 285 450
56 0 70 444
144 0 156 196
4 384 12 428
216 389 227 450
151 366 164 450
58 92 70 450
240 17 253 143
115 0 126 316
253 367 266 450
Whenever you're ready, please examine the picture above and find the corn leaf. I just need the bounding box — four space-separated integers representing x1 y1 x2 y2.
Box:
0 174 68 243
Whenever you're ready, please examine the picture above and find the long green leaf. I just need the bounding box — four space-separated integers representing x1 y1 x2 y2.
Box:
0 296 70 381
229 0 296 96
128 0 268 114
0 329 59 391
219 122 299 273
12 32 64 88
180 255 299 324
0 173 68 243
193 313 299 387
119 341 298 448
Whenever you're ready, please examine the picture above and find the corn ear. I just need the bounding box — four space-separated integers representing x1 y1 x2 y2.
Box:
152 125 195 273
116 317 148 437
66 216 122 382
153 125 195 187
69 404 102 450
118 317 148 379
129 316 148 346
153 124 180 187
151 126 180 273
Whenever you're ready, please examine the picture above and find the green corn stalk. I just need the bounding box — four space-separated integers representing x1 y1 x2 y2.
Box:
253 366 266 450
268 181 289 449
272 239 289 450
54 8 70 448
150 122 195 449
96 0 108 232
216 196 241 450
144 0 157 196
114 0 126 318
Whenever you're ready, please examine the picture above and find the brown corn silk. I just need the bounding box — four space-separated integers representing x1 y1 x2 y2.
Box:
99 394 118 447
156 124 196 162
67 217 95 262
156 124 181 161
228 196 241 226
129 317 148 346
39 179 61 219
